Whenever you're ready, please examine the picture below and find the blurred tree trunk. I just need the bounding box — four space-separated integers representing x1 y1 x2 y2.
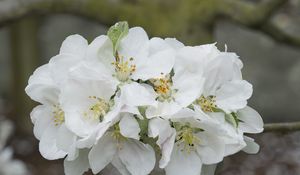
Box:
9 16 39 135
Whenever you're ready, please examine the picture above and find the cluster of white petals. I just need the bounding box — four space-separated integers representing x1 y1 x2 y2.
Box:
26 22 263 175
0 119 28 175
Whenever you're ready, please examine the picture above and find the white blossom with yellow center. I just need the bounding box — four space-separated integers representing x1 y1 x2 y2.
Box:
148 112 226 175
146 70 205 118
89 113 156 175
26 33 89 161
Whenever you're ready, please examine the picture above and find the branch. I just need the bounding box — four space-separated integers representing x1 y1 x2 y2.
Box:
261 18 300 48
219 0 286 26
263 121 300 133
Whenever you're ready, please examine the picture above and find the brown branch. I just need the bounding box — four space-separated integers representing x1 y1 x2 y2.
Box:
0 0 211 44
0 0 298 47
219 0 286 26
263 121 300 133
261 19 300 48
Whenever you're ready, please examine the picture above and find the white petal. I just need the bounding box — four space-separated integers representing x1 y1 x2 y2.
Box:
48 54 81 85
149 37 171 54
119 27 149 61
165 38 184 50
120 105 141 116
64 149 89 175
103 97 123 124
30 105 53 140
132 49 175 81
216 80 253 113
145 101 182 118
86 35 115 69
120 82 157 107
89 134 117 174
160 131 176 168
119 114 140 140
148 118 176 168
175 46 205 75
39 124 67 160
25 64 59 105
169 108 196 119
237 106 264 134
148 118 173 145
59 34 88 57
221 123 247 156
196 132 225 164
57 124 77 154
173 71 205 107
165 148 202 175
76 122 111 149
62 76 117 103
112 156 131 175
242 136 260 154
203 53 242 96
118 140 155 175
69 61 116 83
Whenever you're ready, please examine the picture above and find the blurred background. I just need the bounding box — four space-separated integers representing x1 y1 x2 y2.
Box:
0 0 299 174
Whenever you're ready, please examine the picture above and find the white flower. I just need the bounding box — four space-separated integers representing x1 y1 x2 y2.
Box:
89 114 156 175
67 27 168 113
27 65 77 160
194 101 263 156
59 75 120 148
0 148 28 175
25 35 88 160
174 44 262 156
178 44 252 114
148 109 225 175
145 66 205 118
85 27 175 82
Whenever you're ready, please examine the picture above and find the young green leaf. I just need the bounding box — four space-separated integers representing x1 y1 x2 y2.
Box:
107 21 129 56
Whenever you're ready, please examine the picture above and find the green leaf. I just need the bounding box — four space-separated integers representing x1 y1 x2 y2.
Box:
107 21 129 56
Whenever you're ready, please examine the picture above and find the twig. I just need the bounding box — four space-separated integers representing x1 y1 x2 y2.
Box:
264 121 300 132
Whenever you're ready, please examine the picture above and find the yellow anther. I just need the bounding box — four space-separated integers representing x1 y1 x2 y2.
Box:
150 74 175 101
53 104 65 126
112 55 136 82
176 126 201 153
176 126 200 153
85 96 109 122
196 95 217 112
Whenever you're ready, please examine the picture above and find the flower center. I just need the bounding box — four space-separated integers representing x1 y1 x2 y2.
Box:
52 104 65 126
150 74 175 102
176 126 201 153
196 95 217 112
84 96 110 122
112 54 136 82
111 124 127 149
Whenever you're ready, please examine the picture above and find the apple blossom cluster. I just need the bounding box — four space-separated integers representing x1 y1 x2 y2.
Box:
25 22 264 175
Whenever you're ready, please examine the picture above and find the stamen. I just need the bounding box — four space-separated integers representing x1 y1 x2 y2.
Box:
175 126 201 153
196 95 217 112
84 96 109 122
112 55 136 82
150 74 176 102
53 104 65 126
